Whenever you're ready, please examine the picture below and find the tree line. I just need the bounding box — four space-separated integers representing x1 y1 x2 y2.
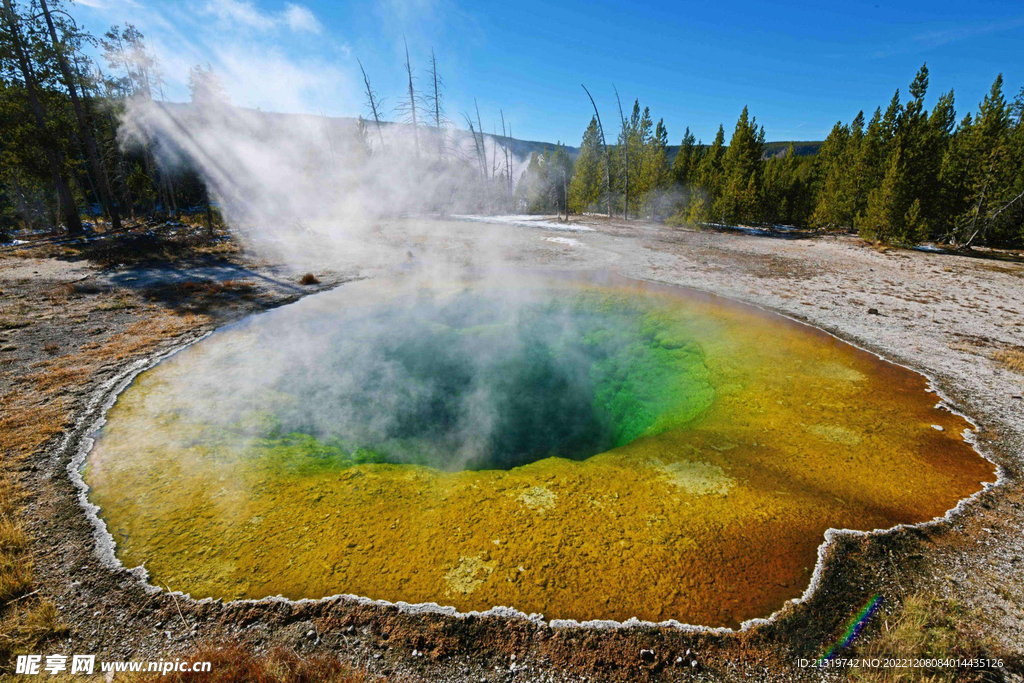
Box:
516 67 1023 248
2 0 1022 250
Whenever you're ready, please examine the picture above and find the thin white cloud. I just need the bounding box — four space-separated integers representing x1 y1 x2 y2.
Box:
873 16 1024 59
79 0 354 114
912 17 1024 48
204 0 276 30
202 0 323 34
380 0 436 23
283 3 322 34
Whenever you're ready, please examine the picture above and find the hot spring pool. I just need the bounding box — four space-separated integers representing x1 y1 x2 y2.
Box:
83 271 994 627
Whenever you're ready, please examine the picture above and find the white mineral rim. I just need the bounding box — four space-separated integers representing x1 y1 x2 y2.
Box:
63 276 1006 635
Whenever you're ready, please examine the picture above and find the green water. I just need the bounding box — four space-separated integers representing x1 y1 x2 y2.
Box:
85 273 995 626
180 289 714 472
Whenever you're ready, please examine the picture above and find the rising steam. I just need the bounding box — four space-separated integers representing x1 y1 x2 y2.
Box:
120 94 527 267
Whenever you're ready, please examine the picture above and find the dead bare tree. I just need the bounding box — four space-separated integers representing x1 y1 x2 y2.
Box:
500 110 511 199
614 85 628 220
356 58 386 148
463 114 486 178
401 37 420 159
427 48 445 160
491 124 499 179
954 186 1024 249
474 100 488 179
581 84 612 218
507 122 514 194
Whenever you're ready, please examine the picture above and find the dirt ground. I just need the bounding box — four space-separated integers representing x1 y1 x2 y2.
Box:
1 217 1023 682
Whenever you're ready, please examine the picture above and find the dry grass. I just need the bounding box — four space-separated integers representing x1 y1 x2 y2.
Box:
299 273 320 286
138 279 258 314
22 222 239 268
94 290 137 311
0 300 209 673
127 643 397 683
0 482 31 605
992 346 1024 375
0 479 65 667
849 593 1011 682
0 316 30 331
0 484 26 555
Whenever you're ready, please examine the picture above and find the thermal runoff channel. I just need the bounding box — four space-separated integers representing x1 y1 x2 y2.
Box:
84 272 994 627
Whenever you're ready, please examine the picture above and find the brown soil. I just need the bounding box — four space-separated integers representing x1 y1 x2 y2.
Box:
1 218 1022 681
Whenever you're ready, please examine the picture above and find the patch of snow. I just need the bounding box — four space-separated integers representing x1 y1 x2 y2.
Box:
452 214 594 232
544 236 581 247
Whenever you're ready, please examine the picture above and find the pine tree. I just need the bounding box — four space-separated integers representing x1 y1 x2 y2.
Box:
188 64 228 105
568 117 605 214
641 118 670 217
810 121 854 229
629 104 653 214
947 75 1018 246
693 125 726 221
672 127 698 186
860 148 921 244
715 107 764 224
854 108 885 219
881 90 903 145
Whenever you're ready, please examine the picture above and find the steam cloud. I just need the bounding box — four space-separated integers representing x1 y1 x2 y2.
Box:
120 96 528 268
107 9 597 474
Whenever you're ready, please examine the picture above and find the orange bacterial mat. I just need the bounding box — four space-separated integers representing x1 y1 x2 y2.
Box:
84 272 995 627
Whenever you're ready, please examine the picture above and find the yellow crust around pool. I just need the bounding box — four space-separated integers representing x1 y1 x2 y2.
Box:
84 273 995 627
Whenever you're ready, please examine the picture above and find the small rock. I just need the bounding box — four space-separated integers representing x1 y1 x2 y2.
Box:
868 307 880 315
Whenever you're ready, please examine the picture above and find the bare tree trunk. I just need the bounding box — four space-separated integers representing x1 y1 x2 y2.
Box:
1 0 82 234
403 38 420 159
357 58 386 148
105 109 135 219
205 185 214 236
164 174 178 218
491 125 499 179
475 100 487 180
562 170 568 221
464 116 486 178
581 84 612 218
63 119 101 221
500 111 511 200
508 122 513 197
429 49 443 161
10 171 35 231
39 0 122 231
93 67 136 219
614 86 628 220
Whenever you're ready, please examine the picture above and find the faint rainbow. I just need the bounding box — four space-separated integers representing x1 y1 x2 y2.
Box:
817 593 883 664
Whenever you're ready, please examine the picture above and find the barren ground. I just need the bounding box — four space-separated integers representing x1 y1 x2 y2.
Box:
1 217 1022 682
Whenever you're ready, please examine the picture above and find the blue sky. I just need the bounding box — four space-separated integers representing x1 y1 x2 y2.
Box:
73 0 1024 146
